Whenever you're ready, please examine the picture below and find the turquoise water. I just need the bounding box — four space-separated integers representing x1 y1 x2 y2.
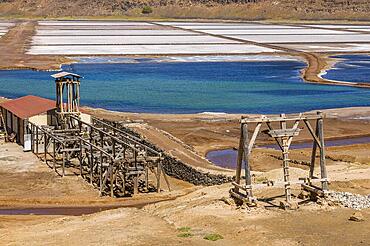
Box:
324 55 370 83
1 60 370 114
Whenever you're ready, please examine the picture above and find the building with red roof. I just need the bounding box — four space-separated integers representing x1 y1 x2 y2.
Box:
0 95 56 146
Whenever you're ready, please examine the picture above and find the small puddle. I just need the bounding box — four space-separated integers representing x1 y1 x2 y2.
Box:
0 206 123 216
0 199 171 216
206 136 370 169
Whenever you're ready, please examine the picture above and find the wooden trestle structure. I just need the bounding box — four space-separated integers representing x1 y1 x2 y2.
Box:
25 71 170 197
27 116 170 197
230 112 329 208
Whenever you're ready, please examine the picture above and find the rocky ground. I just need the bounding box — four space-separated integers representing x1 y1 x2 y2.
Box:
1 0 370 20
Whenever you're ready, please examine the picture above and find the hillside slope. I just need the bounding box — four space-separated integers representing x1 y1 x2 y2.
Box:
0 0 370 21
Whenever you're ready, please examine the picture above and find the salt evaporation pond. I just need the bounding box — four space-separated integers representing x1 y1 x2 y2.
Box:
323 55 370 83
1 57 370 114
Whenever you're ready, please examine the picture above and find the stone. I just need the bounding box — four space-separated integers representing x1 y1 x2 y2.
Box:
280 201 299 210
349 212 365 222
221 197 235 206
298 190 310 200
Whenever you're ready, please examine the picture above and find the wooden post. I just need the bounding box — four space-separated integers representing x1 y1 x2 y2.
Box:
309 121 319 178
53 138 56 171
99 151 103 190
31 124 34 153
134 174 139 195
110 161 114 197
79 139 83 176
234 124 244 193
317 111 329 191
89 132 94 184
44 133 47 163
35 127 39 155
242 123 252 197
62 148 65 177
156 162 161 193
145 165 149 191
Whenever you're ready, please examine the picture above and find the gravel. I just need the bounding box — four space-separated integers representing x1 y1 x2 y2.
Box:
327 191 370 210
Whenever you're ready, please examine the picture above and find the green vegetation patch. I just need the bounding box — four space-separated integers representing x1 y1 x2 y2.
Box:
203 233 224 241
142 6 153 14
177 232 193 238
177 226 191 233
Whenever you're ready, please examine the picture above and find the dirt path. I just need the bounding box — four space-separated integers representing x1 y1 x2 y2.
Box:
0 20 70 70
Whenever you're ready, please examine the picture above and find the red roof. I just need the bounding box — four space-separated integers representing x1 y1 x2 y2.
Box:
0 95 56 119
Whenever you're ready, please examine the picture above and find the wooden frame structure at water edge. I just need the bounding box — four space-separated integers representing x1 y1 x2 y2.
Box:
230 112 329 208
27 115 170 197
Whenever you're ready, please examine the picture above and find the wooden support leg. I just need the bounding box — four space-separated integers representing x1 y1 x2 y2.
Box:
31 124 34 153
53 138 56 171
234 124 244 193
133 174 139 195
79 139 83 176
242 123 253 198
44 133 47 163
35 128 39 155
89 145 93 184
62 151 65 177
145 165 149 191
157 163 161 193
309 125 318 179
110 162 114 197
317 112 329 191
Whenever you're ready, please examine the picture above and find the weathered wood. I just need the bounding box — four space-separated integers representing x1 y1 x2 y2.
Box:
317 112 329 191
53 138 56 171
241 114 321 123
234 124 244 192
242 123 253 197
232 112 329 206
303 119 322 148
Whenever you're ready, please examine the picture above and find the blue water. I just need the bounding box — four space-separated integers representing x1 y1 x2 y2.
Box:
324 55 370 83
207 136 370 169
1 60 370 114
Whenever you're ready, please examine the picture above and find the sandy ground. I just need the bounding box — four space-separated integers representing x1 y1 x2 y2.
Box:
0 141 195 208
0 106 369 245
1 181 369 245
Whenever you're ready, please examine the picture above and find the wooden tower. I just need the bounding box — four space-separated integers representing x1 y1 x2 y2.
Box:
51 72 82 129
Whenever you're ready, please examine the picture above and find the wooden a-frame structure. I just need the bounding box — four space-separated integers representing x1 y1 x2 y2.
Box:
230 111 329 207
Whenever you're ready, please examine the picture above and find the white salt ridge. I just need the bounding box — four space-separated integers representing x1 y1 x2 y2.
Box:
227 34 370 43
198 29 352 35
38 21 153 26
282 43 370 52
176 25 304 30
305 24 370 29
36 29 197 36
28 44 279 55
157 22 303 29
32 35 239 45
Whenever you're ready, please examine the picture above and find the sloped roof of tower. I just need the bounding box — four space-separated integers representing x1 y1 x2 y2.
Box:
51 71 82 79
